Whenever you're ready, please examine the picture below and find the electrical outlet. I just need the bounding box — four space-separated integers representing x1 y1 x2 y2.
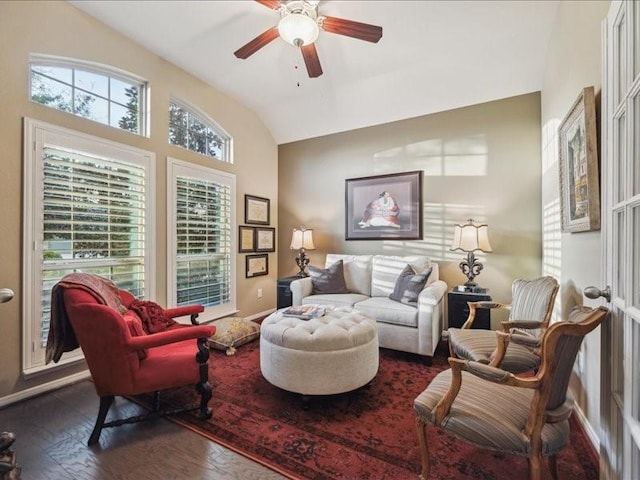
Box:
257 288 263 299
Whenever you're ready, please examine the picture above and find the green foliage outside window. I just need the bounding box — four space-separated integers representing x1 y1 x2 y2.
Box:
169 101 226 160
30 63 144 135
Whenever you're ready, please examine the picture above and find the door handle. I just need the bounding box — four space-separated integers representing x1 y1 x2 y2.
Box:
0 288 14 303
584 285 611 302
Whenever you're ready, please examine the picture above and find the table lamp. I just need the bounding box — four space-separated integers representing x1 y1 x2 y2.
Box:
450 219 492 290
290 227 315 277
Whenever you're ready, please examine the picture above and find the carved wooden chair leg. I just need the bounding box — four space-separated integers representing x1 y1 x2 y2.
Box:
196 382 213 419
548 454 559 480
196 337 213 419
88 395 114 446
527 453 542 480
415 416 431 480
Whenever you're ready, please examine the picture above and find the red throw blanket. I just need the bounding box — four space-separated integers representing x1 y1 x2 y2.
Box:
129 300 177 334
46 273 128 364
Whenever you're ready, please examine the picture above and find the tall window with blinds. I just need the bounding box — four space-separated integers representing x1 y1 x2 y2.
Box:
167 158 236 320
23 119 155 373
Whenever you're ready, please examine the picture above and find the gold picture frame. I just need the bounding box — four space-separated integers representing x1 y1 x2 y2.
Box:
558 86 600 233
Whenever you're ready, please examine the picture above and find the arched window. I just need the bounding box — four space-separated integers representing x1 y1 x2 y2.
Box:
30 55 148 136
169 98 232 163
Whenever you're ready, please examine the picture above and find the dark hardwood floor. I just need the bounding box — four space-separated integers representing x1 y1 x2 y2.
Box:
0 380 286 479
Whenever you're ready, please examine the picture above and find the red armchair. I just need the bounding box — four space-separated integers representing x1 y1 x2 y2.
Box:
54 276 215 446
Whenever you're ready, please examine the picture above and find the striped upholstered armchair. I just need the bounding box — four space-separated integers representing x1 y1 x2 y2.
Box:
414 305 609 480
447 276 559 373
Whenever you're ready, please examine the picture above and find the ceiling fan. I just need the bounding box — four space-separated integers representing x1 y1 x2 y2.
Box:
234 0 383 78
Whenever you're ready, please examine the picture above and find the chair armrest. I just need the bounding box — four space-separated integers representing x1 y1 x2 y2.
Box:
454 357 538 389
500 320 543 333
418 280 448 307
164 305 205 325
290 277 312 306
488 331 540 368
126 325 215 351
508 333 541 348
461 302 511 329
457 359 515 384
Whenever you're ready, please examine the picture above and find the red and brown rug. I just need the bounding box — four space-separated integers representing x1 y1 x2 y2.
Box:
143 341 598 479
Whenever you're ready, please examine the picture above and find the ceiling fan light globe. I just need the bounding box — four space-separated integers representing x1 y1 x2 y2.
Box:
278 13 319 47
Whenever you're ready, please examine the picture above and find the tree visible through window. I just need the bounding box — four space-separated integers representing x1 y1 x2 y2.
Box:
30 59 146 136
169 100 230 162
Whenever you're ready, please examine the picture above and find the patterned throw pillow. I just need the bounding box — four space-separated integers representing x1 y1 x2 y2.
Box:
129 300 177 333
388 265 432 306
209 317 261 356
308 260 349 294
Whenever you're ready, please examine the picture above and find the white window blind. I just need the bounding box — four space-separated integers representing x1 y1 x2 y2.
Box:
23 118 155 373
176 176 231 306
168 158 236 319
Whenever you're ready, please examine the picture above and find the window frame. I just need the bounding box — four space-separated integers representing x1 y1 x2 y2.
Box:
22 117 156 375
29 54 150 137
168 97 233 163
166 157 237 321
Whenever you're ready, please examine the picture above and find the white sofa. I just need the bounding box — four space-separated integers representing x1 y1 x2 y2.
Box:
290 254 447 359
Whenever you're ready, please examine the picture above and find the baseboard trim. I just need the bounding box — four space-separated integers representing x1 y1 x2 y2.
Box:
573 402 600 452
0 370 91 408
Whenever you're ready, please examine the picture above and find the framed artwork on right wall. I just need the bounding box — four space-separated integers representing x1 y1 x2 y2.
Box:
558 86 600 233
345 170 423 240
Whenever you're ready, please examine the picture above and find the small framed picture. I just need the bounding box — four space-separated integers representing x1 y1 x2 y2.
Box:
239 226 255 253
246 254 268 278
255 227 276 253
245 195 270 225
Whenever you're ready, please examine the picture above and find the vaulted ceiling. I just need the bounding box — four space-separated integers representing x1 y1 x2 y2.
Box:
70 0 559 144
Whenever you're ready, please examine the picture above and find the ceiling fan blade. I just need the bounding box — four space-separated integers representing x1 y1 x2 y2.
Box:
301 43 323 78
234 27 280 59
255 0 282 9
320 16 383 43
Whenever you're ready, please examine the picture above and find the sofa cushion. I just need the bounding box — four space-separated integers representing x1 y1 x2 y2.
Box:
389 265 432 306
302 293 369 308
354 297 419 328
309 260 349 294
325 254 372 295
371 255 432 297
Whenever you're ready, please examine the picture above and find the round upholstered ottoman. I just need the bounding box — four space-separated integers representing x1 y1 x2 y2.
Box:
260 307 379 395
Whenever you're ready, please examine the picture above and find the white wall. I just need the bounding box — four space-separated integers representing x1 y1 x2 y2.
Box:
540 0 610 443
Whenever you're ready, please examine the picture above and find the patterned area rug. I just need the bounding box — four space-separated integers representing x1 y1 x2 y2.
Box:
141 341 598 479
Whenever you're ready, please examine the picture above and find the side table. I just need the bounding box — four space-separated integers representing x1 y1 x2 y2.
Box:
277 276 301 309
447 288 492 329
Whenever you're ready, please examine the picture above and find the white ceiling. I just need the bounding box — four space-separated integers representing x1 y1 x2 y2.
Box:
69 0 559 145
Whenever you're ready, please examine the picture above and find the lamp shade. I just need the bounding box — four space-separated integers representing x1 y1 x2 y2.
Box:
450 219 492 253
290 228 315 250
278 13 319 46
